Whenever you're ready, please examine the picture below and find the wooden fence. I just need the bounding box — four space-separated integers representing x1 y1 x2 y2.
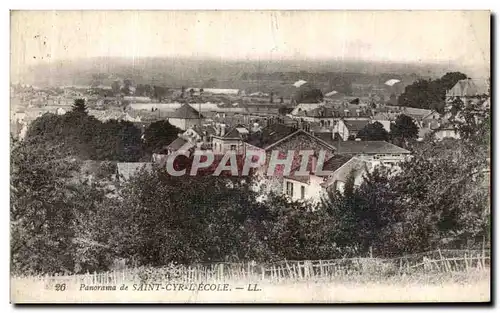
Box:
14 249 490 285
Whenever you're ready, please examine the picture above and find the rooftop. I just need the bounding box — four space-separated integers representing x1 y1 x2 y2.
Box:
170 104 204 119
323 154 355 172
335 141 410 154
245 123 297 149
323 157 375 187
344 120 371 132
285 154 355 184
167 137 189 152
446 78 489 98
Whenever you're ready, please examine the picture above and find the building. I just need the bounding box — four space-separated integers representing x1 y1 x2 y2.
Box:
371 112 398 132
283 154 352 202
292 105 370 127
445 78 489 104
332 140 410 165
283 155 379 203
168 104 204 130
398 107 433 122
199 88 241 95
211 124 250 154
290 102 325 116
245 123 337 197
432 123 461 141
166 137 196 154
123 96 152 103
418 111 443 140
322 156 379 193
332 119 371 141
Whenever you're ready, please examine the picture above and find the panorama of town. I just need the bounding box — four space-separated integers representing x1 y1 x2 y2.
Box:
11 75 490 202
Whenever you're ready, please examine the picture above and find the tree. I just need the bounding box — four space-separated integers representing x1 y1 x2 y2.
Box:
357 122 389 141
91 120 143 161
153 86 167 102
144 84 153 98
320 170 363 256
111 80 121 95
72 98 87 114
293 85 324 104
143 120 182 154
114 167 265 265
398 72 467 112
388 93 397 106
11 136 124 275
320 136 490 257
25 111 143 162
439 72 469 93
135 84 145 96
204 78 217 88
390 114 419 144
121 79 133 95
11 138 79 274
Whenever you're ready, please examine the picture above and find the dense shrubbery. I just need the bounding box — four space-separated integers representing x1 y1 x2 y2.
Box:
26 110 143 162
24 99 182 162
11 100 490 275
398 72 468 112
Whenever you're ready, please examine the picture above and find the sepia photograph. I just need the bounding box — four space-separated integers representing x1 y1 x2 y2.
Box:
9 10 491 303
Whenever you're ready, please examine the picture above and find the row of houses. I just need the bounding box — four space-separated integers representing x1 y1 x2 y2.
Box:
134 119 411 203
83 78 489 205
154 99 461 145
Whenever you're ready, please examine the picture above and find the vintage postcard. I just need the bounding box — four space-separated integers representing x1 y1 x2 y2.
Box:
10 10 491 303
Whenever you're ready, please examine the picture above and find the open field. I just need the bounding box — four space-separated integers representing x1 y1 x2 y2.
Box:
11 269 490 303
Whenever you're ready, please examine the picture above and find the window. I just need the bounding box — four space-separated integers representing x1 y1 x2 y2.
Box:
335 181 346 192
230 144 237 151
286 181 294 197
300 186 306 199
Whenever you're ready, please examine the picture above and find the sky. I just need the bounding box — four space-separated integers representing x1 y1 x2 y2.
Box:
10 10 490 77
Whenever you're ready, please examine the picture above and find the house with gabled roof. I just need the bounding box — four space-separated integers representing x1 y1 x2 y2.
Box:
446 78 489 103
166 137 196 154
245 122 337 197
168 103 204 130
321 156 379 193
332 119 371 141
211 124 251 154
283 155 379 203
